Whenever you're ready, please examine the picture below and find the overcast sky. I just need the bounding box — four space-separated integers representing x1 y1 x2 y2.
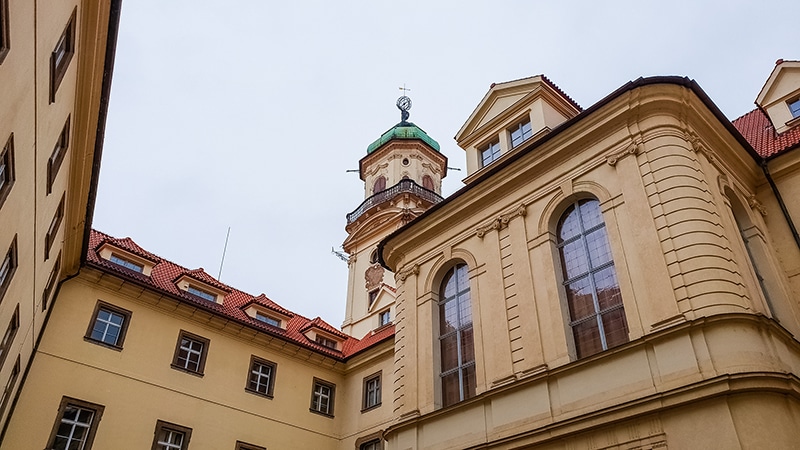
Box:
94 0 799 331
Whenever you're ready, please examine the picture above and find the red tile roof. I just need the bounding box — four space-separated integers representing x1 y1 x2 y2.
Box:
87 230 393 360
732 108 800 159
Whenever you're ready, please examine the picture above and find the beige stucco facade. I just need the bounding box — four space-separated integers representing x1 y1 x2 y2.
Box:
0 0 119 430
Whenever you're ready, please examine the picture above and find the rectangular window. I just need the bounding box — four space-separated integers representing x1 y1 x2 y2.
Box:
152 420 191 450
480 140 501 167
46 397 105 450
509 119 533 148
315 335 337 350
43 252 61 311
789 98 800 119
368 289 378 307
85 301 132 349
109 254 144 273
310 378 335 416
235 442 266 450
245 356 276 398
360 440 382 450
186 285 216 302
50 10 76 103
255 312 280 328
378 310 391 327
45 194 65 260
0 304 18 371
48 117 70 194
362 371 381 411
0 0 9 64
0 236 17 303
171 330 209 375
0 133 14 209
0 355 19 416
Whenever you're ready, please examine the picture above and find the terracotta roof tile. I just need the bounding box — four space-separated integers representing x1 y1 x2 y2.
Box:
87 230 393 360
732 108 800 159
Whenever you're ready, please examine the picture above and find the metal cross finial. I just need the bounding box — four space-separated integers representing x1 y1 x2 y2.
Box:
399 84 411 95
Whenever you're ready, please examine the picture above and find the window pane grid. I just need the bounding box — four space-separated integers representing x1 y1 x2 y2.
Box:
90 309 123 345
53 405 94 450
439 264 475 406
156 429 184 450
178 338 203 371
249 362 272 394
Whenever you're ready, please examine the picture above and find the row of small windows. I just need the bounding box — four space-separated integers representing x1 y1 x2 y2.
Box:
46 397 267 450
85 300 382 415
437 198 628 406
479 118 534 168
371 174 436 195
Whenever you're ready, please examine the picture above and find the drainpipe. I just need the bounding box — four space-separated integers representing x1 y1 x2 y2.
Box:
761 160 800 251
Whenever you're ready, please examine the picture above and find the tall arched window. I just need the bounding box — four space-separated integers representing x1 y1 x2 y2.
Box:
438 263 475 407
557 198 627 359
422 175 434 191
372 176 386 194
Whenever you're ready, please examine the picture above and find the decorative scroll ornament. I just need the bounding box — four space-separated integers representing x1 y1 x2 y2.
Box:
747 195 768 217
476 204 527 238
606 142 641 166
365 264 385 290
396 264 419 283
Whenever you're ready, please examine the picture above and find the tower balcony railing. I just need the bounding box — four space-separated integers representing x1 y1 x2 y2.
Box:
347 179 443 224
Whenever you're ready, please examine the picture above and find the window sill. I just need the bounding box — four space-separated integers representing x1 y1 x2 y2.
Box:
308 409 334 418
83 337 123 352
785 115 800 130
170 364 205 377
244 388 274 400
360 403 381 413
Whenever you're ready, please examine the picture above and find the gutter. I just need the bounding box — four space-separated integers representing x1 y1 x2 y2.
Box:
761 160 800 250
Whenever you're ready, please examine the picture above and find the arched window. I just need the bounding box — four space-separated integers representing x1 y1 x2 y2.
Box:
372 176 386 194
422 175 434 191
438 263 475 407
557 198 627 359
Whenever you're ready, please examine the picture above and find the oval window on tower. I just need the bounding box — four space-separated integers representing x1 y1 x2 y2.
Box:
373 176 386 194
422 175 434 191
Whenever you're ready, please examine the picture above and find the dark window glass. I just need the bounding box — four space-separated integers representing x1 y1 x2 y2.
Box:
480 141 501 167
246 356 276 397
0 236 17 303
362 372 381 410
0 304 18 371
151 420 191 450
46 397 104 450
47 117 70 194
372 176 386 194
557 199 628 359
310 379 335 416
439 263 475 407
45 194 65 260
171 331 209 375
510 120 533 148
43 253 61 311
50 10 75 102
0 0 9 64
790 98 800 119
0 133 14 209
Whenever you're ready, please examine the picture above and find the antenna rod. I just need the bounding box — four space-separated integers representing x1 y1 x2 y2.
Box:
218 227 231 280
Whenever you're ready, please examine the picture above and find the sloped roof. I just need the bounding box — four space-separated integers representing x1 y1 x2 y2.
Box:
732 108 800 159
87 230 393 360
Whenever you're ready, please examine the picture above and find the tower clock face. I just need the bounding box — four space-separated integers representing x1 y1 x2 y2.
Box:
397 96 412 111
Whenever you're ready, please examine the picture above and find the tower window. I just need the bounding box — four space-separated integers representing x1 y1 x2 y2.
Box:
422 175 434 191
557 198 628 359
480 141 501 167
509 119 533 148
372 176 386 194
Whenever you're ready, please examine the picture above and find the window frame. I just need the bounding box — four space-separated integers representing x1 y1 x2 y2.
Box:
49 9 76 103
47 116 70 195
151 420 192 450
355 432 384 450
42 252 61 311
0 0 9 64
0 133 14 209
509 119 533 148
315 335 338 350
438 263 476 408
171 330 210 376
310 378 335 417
556 198 628 359
372 176 386 194
245 355 276 399
378 309 391 327
186 285 217 302
44 194 65 260
45 396 105 450
0 235 17 303
479 140 501 168
361 371 382 412
109 253 145 273
0 355 19 417
235 441 266 450
0 303 18 371
788 97 800 119
84 300 133 350
254 312 280 328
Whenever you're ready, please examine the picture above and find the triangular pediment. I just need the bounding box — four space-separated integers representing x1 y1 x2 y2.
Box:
455 75 581 145
756 60 800 107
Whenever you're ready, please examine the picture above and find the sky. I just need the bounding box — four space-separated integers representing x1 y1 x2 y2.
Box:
94 0 799 330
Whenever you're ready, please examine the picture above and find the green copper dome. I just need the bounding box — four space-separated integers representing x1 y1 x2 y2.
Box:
366 122 441 154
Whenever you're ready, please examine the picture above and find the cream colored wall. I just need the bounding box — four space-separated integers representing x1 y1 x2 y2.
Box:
759 67 800 133
362 142 445 198
382 82 800 448
3 269 392 449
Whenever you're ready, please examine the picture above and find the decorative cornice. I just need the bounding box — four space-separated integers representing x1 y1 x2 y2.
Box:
606 141 641 166
476 204 527 238
365 162 389 178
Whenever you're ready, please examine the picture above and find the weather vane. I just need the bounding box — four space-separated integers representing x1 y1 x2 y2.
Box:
397 84 412 123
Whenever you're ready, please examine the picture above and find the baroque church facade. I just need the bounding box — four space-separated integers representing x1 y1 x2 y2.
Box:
1 2 800 449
